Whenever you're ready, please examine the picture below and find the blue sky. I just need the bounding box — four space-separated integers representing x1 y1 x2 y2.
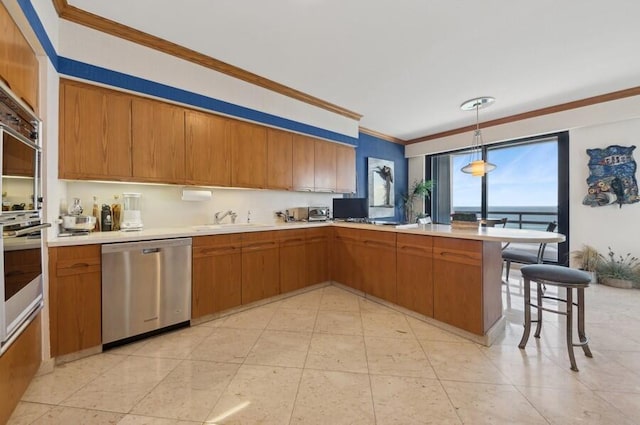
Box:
452 140 558 208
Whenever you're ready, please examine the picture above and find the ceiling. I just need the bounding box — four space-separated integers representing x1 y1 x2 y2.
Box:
67 0 640 142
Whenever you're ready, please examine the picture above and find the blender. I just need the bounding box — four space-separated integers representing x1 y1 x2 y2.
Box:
120 192 143 231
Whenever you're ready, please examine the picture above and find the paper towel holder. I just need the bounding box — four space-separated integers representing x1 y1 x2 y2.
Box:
181 188 212 202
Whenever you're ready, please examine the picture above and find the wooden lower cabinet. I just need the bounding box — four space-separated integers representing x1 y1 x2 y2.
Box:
360 230 397 303
432 237 502 335
241 231 280 304
396 234 434 317
49 245 102 357
306 228 329 285
0 313 41 425
331 227 363 291
279 230 307 293
192 234 242 319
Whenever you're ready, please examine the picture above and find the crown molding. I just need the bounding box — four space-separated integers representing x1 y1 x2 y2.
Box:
406 86 640 145
51 0 362 121
359 127 406 145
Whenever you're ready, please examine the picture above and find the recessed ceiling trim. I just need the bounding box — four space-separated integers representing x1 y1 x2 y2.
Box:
52 0 363 121
407 86 640 145
359 127 406 145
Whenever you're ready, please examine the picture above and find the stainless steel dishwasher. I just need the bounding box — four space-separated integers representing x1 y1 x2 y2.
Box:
101 237 192 347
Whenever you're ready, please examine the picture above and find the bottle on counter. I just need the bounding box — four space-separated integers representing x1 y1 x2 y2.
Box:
111 195 121 231
101 204 113 231
92 196 101 232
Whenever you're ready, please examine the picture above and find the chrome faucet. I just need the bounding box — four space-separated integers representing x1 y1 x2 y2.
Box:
214 210 237 224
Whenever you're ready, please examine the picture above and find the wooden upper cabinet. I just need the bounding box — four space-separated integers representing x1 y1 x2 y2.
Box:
59 80 132 180
132 98 185 184
266 129 293 190
336 144 356 193
185 110 231 186
292 135 315 191
314 139 337 192
0 3 38 112
230 120 267 188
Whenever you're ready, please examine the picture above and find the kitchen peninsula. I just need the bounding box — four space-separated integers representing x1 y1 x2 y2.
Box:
47 222 563 359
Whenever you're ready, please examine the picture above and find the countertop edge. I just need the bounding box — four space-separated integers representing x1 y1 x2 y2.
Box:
46 221 565 247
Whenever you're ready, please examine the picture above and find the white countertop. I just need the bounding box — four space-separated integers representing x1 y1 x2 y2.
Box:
47 221 564 247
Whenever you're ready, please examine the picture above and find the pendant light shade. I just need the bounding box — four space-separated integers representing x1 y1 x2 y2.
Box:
460 96 496 177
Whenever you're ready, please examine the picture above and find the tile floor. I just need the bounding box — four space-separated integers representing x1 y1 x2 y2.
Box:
9 272 640 424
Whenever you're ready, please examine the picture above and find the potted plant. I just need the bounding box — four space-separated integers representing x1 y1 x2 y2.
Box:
571 244 600 283
596 247 640 289
401 179 433 223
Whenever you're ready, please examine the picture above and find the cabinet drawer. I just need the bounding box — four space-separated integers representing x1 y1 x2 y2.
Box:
53 245 102 276
193 234 241 258
333 227 361 243
278 229 306 247
397 234 433 257
433 237 481 266
242 231 279 251
306 227 329 242
360 229 396 250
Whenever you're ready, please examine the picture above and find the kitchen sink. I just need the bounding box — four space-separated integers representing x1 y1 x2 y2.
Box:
192 223 269 231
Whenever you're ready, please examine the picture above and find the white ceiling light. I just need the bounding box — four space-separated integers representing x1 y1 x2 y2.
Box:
460 96 496 177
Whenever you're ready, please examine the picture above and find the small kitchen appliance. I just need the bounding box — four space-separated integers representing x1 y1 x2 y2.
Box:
290 206 330 222
121 192 143 231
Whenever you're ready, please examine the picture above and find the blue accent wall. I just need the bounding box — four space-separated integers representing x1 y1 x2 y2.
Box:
356 132 408 222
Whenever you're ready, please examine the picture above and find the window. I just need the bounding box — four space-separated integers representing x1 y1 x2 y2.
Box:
426 132 569 264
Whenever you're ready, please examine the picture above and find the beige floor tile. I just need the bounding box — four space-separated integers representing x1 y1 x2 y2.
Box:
364 336 436 378
519 386 636 425
406 316 470 343
595 391 640 422
358 297 392 314
117 415 201 425
22 354 126 404
370 375 461 425
206 364 301 424
290 369 374 425
278 290 323 310
218 305 277 330
7 402 52 425
30 406 124 424
60 356 181 413
131 360 238 421
361 311 413 339
266 308 318 333
189 327 261 363
314 310 363 335
421 340 510 384
442 381 548 425
129 326 213 359
305 333 368 373
319 286 361 312
245 330 311 368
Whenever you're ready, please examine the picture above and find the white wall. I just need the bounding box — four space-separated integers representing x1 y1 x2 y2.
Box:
406 96 640 259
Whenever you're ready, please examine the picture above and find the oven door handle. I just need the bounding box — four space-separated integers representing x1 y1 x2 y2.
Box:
6 222 52 237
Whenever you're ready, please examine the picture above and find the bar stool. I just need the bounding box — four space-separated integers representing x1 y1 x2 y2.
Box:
518 264 593 371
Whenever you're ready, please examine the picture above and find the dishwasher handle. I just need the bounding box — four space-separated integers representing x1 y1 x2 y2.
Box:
142 248 160 254
102 237 192 254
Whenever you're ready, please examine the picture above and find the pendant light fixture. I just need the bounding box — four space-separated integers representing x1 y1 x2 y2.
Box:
460 96 496 177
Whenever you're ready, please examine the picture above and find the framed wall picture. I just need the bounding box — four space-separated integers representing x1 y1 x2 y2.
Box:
368 157 395 218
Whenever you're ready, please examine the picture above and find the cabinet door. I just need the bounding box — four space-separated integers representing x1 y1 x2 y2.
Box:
60 80 132 180
49 245 102 357
360 230 397 303
132 97 185 184
397 234 433 317
306 228 329 285
336 144 356 193
230 120 267 188
185 110 231 186
2 133 34 177
314 140 337 192
242 232 280 304
267 129 293 190
279 230 306 292
192 235 241 318
432 237 484 335
331 227 362 290
292 135 315 191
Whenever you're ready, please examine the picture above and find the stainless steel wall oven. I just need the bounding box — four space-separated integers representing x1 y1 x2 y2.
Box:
0 81 46 354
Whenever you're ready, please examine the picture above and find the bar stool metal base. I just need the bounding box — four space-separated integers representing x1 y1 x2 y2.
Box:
518 264 593 372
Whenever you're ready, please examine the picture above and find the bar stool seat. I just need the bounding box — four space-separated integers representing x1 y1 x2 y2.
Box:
518 264 593 371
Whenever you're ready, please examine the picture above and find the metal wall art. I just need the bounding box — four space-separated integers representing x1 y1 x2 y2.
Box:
368 157 395 218
582 145 639 208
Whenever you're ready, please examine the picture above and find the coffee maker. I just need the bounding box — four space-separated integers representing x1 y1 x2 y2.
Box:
120 192 143 231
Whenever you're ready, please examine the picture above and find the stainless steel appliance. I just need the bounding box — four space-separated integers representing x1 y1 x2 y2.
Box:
0 81 45 354
290 206 330 222
101 238 192 347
